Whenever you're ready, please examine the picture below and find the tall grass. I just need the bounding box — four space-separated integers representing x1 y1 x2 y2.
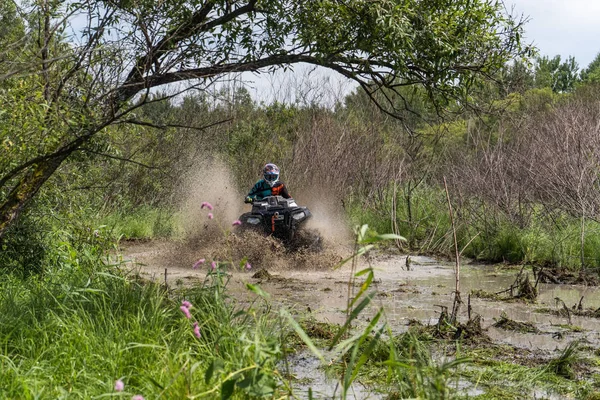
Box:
0 234 288 399
285 225 470 399
347 183 600 269
99 206 180 240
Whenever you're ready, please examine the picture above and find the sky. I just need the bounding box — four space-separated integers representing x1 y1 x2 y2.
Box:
60 0 600 104
510 0 600 68
243 0 600 103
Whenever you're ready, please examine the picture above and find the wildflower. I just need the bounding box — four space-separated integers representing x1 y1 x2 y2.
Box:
114 379 124 392
211 261 217 270
181 300 192 309
245 262 252 270
132 396 145 400
193 321 201 338
208 213 214 220
201 201 214 211
192 259 205 269
232 220 242 226
180 305 191 319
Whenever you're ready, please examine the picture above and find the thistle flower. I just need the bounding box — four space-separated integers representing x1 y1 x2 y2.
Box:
193 321 201 338
208 213 214 219
132 396 145 400
180 305 191 319
192 259 205 269
245 262 252 270
201 201 214 211
211 261 217 270
181 300 192 309
114 379 124 392
232 220 242 226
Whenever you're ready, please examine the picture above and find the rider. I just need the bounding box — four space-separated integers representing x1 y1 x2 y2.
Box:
246 163 291 202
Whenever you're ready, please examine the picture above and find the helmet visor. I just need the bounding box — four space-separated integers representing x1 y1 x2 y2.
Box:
265 174 278 182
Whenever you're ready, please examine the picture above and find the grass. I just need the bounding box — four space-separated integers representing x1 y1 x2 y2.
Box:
347 183 600 270
457 340 600 400
0 236 290 399
99 206 181 240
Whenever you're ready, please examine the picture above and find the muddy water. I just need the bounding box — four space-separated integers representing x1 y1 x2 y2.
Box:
123 241 600 353
249 255 600 352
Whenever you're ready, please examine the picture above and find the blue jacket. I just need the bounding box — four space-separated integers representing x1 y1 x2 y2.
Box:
247 179 291 200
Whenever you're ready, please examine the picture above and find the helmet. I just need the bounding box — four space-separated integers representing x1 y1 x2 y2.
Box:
263 163 280 187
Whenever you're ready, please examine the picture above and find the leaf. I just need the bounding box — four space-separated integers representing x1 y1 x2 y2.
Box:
280 309 325 362
221 379 236 400
376 233 406 241
246 283 270 299
354 267 372 277
330 291 376 349
349 270 373 309
359 224 369 241
347 311 385 385
205 359 224 384
147 376 164 390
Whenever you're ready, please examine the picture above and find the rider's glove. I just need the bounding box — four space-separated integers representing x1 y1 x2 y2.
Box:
244 196 253 204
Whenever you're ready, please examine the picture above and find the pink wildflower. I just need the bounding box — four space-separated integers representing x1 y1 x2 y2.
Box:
208 213 214 220
193 321 201 338
180 305 191 319
232 220 242 226
245 262 252 270
132 396 145 400
211 261 217 270
181 300 192 309
192 259 205 269
114 379 124 392
201 201 214 211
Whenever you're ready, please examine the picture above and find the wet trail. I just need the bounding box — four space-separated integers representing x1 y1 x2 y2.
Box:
121 239 600 398
243 255 600 352
123 241 600 353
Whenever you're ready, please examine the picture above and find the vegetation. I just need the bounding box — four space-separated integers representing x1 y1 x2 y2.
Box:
3 0 600 399
0 234 291 399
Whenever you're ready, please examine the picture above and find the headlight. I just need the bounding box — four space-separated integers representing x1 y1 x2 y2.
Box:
292 211 305 220
246 217 261 225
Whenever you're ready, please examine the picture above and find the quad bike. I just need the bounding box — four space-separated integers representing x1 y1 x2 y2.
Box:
238 196 322 251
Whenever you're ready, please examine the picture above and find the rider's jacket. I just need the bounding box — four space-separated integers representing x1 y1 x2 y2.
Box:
247 179 291 200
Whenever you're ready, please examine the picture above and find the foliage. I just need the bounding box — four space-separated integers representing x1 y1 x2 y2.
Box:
0 0 528 238
0 238 289 399
534 55 580 93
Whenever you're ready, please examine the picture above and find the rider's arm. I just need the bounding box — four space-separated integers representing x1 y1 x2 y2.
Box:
280 184 291 199
247 180 263 200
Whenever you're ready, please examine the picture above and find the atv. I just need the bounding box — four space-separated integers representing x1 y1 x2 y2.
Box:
238 196 321 251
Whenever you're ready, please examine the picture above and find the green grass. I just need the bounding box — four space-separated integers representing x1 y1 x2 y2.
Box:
0 237 290 399
347 183 600 270
460 342 599 400
99 206 180 240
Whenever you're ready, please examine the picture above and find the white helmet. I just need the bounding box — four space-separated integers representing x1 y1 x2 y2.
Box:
263 163 280 187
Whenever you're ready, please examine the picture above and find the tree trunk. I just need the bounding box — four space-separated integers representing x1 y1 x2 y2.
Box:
0 156 67 238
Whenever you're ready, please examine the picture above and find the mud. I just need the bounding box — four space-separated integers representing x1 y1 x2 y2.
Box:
121 240 600 352
535 266 600 286
120 239 600 397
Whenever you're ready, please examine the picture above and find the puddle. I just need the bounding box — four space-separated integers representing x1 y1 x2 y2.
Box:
285 351 383 399
122 242 600 398
122 241 600 352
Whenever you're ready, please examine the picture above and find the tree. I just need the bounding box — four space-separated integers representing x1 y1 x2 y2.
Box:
580 52 600 84
534 55 580 93
0 0 528 238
